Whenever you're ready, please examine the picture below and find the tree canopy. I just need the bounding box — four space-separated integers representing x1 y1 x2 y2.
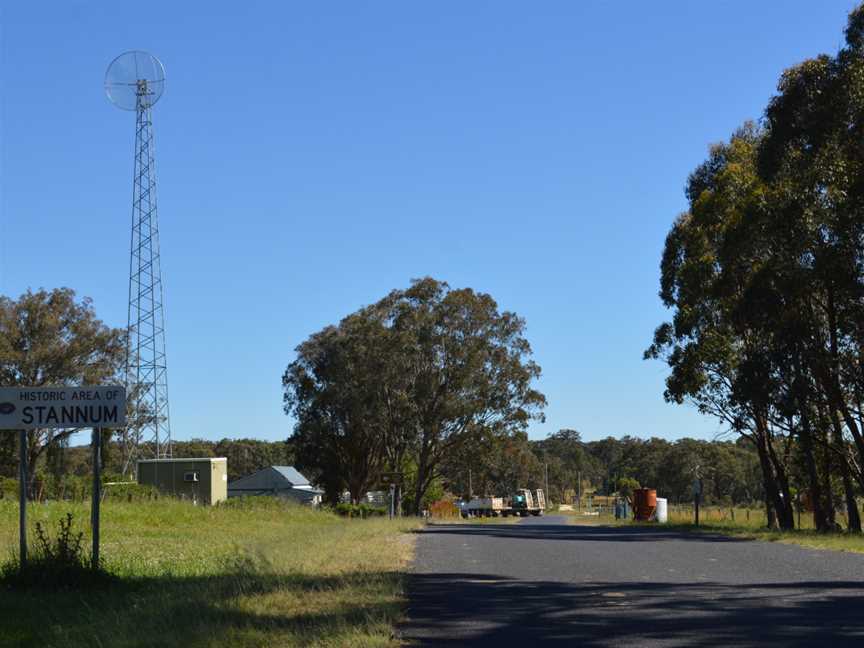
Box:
283 277 546 511
647 4 864 531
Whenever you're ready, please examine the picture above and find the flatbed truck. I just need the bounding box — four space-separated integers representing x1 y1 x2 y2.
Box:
459 488 546 518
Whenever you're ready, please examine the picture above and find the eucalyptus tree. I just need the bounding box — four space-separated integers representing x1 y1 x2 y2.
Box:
648 4 864 531
647 129 795 528
376 278 546 513
754 8 864 531
283 277 546 512
283 311 391 505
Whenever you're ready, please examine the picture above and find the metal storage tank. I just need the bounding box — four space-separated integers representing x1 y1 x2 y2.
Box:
137 457 228 505
633 488 657 521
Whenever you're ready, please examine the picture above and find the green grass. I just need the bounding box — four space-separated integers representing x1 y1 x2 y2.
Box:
0 497 420 647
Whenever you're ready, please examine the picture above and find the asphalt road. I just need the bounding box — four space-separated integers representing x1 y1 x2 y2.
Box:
402 516 864 647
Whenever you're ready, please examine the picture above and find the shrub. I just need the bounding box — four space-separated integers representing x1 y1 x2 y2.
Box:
102 482 160 503
0 512 113 589
334 502 387 518
0 478 17 500
359 503 386 518
428 498 459 519
222 495 300 512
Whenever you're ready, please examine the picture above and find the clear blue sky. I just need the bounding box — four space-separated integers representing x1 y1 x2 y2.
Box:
0 2 857 444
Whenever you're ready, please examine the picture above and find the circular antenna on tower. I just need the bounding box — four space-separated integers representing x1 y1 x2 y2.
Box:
105 51 165 111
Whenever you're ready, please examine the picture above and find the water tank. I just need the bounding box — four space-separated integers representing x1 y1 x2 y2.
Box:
633 488 657 521
655 497 668 523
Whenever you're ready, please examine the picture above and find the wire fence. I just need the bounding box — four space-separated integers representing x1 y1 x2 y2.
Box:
567 497 864 531
666 504 864 530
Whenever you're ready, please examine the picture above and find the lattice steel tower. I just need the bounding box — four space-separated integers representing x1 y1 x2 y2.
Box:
105 51 172 471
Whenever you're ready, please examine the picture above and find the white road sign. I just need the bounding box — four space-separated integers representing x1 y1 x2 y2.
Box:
0 386 126 430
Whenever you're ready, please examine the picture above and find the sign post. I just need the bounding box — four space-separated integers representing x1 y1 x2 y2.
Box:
693 479 702 527
0 386 125 571
381 472 403 519
91 427 102 569
18 429 27 568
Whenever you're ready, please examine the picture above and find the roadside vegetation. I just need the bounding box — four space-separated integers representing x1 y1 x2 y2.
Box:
0 497 420 648
563 505 864 553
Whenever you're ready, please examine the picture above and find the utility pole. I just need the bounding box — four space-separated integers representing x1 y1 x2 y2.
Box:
468 469 473 499
694 479 702 526
544 463 549 503
578 470 582 510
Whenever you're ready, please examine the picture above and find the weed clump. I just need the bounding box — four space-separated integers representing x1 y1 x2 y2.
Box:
334 502 387 518
0 513 114 589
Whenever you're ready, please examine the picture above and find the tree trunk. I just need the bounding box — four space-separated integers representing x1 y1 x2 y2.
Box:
796 405 830 531
840 459 862 533
765 431 795 530
412 465 426 515
832 422 862 533
754 424 794 530
412 433 434 515
766 498 777 530
348 472 364 505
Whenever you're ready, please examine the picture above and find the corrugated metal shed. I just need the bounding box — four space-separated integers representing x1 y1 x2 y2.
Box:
271 466 311 488
228 466 321 505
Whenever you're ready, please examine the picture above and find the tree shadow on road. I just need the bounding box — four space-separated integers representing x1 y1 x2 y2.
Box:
402 572 864 647
420 521 751 544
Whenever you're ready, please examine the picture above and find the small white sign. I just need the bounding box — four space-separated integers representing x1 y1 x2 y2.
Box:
0 386 126 430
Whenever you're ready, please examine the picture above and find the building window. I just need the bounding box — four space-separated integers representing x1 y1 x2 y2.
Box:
184 471 200 483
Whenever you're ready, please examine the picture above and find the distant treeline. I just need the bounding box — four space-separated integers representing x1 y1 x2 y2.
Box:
436 428 763 508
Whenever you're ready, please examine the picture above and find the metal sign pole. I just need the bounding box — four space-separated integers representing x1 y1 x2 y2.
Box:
695 492 700 527
91 427 101 570
19 429 27 569
693 477 702 527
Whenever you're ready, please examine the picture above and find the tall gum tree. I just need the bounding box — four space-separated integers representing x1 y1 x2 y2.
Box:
649 4 864 532
283 278 546 512
377 278 546 514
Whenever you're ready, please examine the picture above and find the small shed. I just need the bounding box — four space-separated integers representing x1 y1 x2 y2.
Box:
228 466 322 506
137 457 228 505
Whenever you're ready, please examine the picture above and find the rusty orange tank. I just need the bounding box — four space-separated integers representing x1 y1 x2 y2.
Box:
633 488 657 521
